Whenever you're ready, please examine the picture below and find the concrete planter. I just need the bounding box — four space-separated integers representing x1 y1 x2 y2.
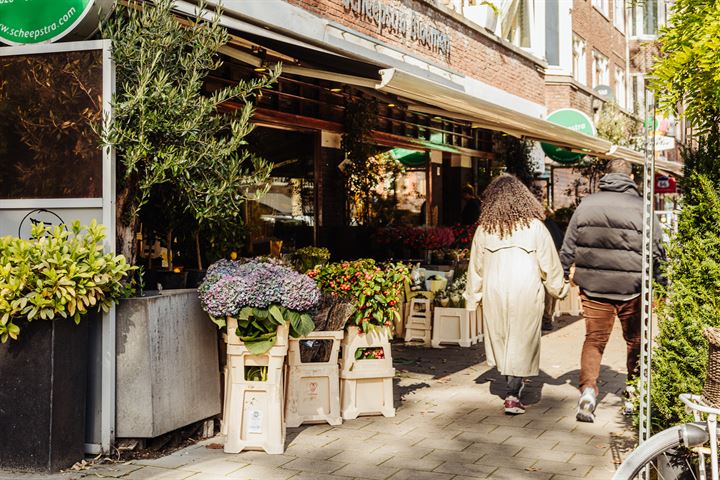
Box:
116 289 221 439
431 307 480 348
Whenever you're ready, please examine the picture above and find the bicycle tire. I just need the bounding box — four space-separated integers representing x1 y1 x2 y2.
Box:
612 422 709 480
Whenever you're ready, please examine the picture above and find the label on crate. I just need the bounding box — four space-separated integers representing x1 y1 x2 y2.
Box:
247 410 263 434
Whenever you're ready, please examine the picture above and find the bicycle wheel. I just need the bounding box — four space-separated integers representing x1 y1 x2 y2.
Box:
612 423 710 480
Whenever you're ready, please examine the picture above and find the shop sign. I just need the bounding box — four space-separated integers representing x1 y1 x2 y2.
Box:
342 0 451 58
655 174 677 194
0 0 110 45
17 209 66 239
651 135 675 151
541 109 596 165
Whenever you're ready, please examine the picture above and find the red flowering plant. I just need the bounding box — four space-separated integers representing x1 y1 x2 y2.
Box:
309 259 409 333
451 223 478 250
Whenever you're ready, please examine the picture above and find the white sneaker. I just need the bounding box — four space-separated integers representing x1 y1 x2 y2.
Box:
576 387 597 423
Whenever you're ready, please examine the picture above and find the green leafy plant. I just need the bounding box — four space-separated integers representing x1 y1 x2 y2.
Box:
643 132 720 430
289 246 331 273
0 221 134 343
309 259 409 333
101 0 280 262
650 0 720 132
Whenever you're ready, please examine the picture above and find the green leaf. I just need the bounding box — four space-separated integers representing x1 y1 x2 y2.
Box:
244 335 276 354
268 305 285 325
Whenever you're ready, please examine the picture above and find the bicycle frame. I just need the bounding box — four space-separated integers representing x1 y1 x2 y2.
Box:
680 394 720 480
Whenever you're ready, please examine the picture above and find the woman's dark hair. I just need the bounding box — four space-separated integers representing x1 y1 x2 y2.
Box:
478 174 544 238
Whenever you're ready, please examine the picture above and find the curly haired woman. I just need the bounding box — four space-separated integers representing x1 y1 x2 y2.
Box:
464 174 568 414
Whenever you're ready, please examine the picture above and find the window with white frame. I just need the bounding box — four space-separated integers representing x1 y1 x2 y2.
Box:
499 0 533 49
631 0 660 37
592 0 609 16
615 67 626 109
613 0 625 31
592 51 609 88
572 35 587 85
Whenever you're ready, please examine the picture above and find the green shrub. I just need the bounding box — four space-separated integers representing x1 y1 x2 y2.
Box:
650 173 720 429
0 221 134 343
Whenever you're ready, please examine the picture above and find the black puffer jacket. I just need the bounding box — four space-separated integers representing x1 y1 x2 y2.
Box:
559 173 664 297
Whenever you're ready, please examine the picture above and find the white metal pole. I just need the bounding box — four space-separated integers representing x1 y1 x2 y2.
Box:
638 94 656 448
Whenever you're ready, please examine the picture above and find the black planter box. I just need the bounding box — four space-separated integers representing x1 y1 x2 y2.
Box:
0 318 90 472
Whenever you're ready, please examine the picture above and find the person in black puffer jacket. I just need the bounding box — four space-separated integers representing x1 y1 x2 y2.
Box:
559 159 665 423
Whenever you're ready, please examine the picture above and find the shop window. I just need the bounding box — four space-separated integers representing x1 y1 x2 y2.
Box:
244 127 315 253
592 0 609 16
572 35 587 85
592 50 610 88
0 50 103 199
613 0 625 31
615 67 627 109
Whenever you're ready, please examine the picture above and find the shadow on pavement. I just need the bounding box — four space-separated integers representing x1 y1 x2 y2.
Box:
474 365 626 406
391 342 486 380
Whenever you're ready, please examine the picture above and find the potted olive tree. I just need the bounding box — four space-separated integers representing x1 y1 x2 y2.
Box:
102 0 279 439
0 222 133 471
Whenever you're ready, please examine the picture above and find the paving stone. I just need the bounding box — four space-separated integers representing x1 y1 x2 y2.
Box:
134 455 199 469
552 441 610 456
458 429 511 444
225 464 297 480
475 454 535 470
465 441 522 458
79 463 142 478
501 436 558 450
332 462 399 480
567 452 612 467
423 447 485 464
487 426 545 439
382 456 443 472
528 459 592 477
122 466 199 479
415 437 473 451
514 447 572 463
281 458 346 474
371 444 435 459
225 451 296 467
485 467 552 479
329 450 394 466
433 461 495 477
283 445 345 460
387 469 454 480
178 458 247 475
477 415 533 428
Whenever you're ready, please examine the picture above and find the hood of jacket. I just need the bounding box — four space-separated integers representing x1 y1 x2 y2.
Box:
599 173 640 195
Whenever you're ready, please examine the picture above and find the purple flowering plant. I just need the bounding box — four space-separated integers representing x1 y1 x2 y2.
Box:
199 258 320 353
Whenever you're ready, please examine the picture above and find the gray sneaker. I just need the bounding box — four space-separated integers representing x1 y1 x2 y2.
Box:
576 387 597 423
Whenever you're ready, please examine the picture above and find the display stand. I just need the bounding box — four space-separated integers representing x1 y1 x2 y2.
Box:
285 331 343 427
404 297 433 345
340 326 395 419
431 307 479 348
222 323 288 455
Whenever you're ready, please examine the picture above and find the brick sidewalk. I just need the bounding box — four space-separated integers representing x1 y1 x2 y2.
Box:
4 314 636 480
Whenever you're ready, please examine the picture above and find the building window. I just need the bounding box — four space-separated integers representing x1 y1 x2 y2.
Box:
592 0 609 16
499 0 533 49
592 50 609 88
613 0 625 31
545 0 560 65
615 67 626 109
631 0 659 37
572 35 587 85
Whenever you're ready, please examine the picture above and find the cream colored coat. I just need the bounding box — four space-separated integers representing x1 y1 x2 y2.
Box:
464 219 568 377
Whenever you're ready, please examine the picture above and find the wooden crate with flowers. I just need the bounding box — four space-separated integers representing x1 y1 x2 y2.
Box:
310 260 409 420
199 259 319 454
